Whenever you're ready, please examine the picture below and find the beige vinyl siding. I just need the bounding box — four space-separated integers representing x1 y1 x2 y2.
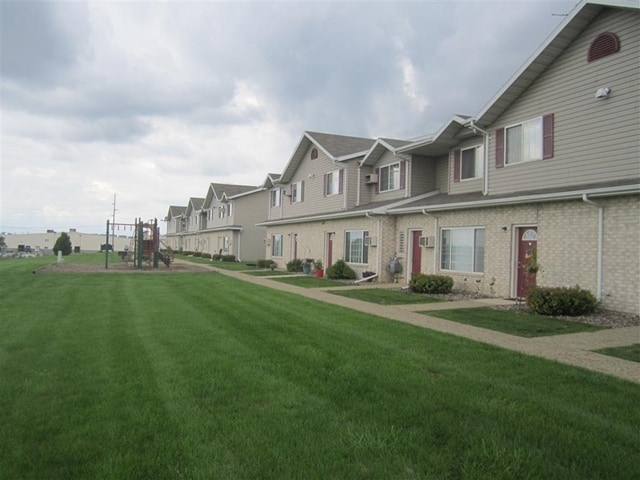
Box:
272 144 359 218
410 155 437 195
488 9 640 194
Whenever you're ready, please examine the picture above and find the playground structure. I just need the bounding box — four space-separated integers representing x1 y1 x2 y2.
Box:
104 218 173 269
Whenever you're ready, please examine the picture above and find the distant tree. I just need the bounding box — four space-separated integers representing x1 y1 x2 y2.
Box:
53 232 73 256
0 235 6 252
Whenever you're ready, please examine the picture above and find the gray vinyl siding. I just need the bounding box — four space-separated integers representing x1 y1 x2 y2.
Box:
345 161 359 209
410 155 437 195
358 165 374 206
449 136 485 195
434 155 450 193
372 151 410 202
488 8 640 194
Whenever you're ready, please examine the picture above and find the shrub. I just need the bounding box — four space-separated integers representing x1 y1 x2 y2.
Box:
256 259 275 269
409 274 454 294
221 255 236 262
193 252 203 257
287 258 303 272
526 285 598 316
326 259 357 280
202 253 212 259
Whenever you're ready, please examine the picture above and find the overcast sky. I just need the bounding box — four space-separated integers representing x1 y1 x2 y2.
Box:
1 0 577 235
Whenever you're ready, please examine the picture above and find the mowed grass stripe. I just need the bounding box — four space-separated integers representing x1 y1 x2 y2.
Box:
1 258 639 479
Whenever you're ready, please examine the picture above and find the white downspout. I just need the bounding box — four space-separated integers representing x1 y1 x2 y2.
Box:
366 212 383 279
582 194 604 301
466 121 490 196
422 209 439 274
356 165 361 207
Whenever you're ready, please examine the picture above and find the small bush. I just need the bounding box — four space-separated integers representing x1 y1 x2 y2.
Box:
193 252 203 257
326 259 357 280
202 253 212 259
182 251 195 257
221 255 236 262
409 274 454 294
212 254 222 261
526 285 598 316
287 258 303 272
257 259 275 269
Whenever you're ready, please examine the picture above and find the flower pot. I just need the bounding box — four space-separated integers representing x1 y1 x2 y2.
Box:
303 264 311 274
315 268 324 278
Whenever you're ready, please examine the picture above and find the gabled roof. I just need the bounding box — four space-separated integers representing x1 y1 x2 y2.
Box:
397 115 471 157
185 197 205 216
204 182 257 207
262 173 281 189
165 205 186 220
474 0 639 128
360 137 413 166
279 131 375 183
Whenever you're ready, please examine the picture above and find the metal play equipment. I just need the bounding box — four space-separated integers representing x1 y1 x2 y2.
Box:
104 218 171 269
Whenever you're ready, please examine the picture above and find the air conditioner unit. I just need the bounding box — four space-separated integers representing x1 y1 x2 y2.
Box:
364 236 377 247
419 236 435 248
365 174 378 184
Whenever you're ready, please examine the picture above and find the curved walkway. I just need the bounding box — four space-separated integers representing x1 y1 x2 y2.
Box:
187 261 640 384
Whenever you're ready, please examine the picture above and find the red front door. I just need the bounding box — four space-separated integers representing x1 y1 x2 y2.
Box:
411 230 422 277
516 227 538 298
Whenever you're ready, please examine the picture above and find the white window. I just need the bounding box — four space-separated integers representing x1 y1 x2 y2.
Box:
292 181 303 203
227 203 233 217
506 117 542 165
461 145 484 180
272 234 283 257
379 163 400 192
218 206 225 219
440 228 485 273
223 236 230 252
326 170 340 195
345 230 369 264
271 189 281 207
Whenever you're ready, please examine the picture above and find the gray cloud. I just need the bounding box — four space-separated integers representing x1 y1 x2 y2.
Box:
1 1 576 233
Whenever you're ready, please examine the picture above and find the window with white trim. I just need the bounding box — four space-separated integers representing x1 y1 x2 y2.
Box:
326 169 340 195
379 163 400 192
292 181 304 203
506 117 542 165
461 145 484 180
345 230 369 264
227 203 233 217
272 234 283 257
271 189 281 207
440 227 485 273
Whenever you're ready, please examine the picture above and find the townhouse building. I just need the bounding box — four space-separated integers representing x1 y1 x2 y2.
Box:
258 0 639 314
165 0 638 314
165 180 273 262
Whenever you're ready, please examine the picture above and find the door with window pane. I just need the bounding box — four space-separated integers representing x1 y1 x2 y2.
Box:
516 227 537 298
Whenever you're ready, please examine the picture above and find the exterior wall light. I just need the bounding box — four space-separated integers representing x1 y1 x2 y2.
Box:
595 87 611 98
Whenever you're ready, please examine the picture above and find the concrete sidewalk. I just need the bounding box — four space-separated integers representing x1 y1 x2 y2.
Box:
189 261 640 384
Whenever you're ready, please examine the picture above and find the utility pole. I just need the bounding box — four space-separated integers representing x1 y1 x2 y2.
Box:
112 194 117 246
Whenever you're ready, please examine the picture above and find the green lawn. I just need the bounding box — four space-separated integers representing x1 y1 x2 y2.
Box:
330 287 445 305
1 257 639 479
272 275 353 288
423 307 608 337
596 344 640 363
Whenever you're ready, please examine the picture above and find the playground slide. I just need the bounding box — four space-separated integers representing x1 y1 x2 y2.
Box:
158 252 171 267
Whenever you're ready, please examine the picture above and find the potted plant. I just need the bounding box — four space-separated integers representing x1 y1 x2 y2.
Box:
313 259 324 278
303 258 313 274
